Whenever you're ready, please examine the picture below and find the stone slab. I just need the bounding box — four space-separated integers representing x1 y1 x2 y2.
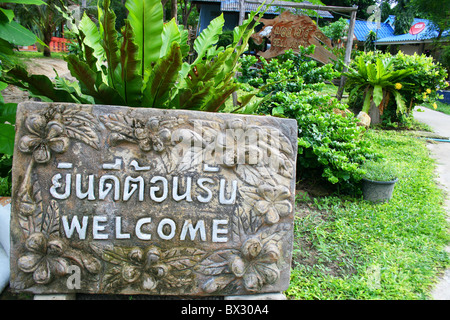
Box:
224 292 287 300
10 102 298 297
34 294 76 300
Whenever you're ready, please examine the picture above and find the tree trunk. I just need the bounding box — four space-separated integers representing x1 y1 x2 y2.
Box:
171 0 177 23
181 0 193 29
161 0 169 21
368 100 381 125
43 32 52 57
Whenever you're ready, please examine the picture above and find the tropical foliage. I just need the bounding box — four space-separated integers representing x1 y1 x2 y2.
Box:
0 0 46 195
238 47 375 192
256 90 376 192
13 0 66 57
344 55 414 117
346 51 449 126
2 0 263 112
0 0 45 156
239 46 338 95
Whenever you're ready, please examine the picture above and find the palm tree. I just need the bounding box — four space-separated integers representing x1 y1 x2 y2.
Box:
14 0 66 57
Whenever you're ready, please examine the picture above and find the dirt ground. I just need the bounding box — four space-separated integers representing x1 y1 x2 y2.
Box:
2 57 72 104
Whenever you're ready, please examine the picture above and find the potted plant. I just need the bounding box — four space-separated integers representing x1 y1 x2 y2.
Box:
361 159 399 203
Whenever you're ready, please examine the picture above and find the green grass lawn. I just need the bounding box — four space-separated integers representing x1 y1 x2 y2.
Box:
287 129 450 299
422 101 450 115
14 51 67 60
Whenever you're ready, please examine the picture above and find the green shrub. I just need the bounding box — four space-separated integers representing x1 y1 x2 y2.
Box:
320 18 348 45
0 154 12 196
348 51 448 126
344 55 414 121
216 29 234 48
238 46 339 94
257 91 377 192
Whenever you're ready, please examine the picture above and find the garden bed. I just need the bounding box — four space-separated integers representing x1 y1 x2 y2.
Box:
287 129 450 299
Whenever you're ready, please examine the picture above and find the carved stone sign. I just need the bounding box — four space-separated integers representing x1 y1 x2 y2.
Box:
10 102 298 296
252 11 337 64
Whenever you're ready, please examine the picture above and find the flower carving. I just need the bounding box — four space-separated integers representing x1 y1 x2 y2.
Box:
243 184 293 225
110 246 169 291
17 233 70 285
17 232 101 286
18 114 69 164
230 238 281 293
144 118 171 153
103 115 172 153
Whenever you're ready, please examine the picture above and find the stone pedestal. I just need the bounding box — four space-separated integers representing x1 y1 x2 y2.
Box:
34 294 76 300
225 293 287 300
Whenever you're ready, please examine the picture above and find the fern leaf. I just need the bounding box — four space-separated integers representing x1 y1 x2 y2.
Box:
143 42 182 108
79 12 105 72
178 84 213 110
4 66 79 103
120 20 142 106
193 14 224 65
101 0 121 90
65 55 102 101
160 18 180 58
126 0 163 74
203 82 240 112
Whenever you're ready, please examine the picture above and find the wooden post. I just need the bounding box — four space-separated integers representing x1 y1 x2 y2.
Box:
336 7 358 101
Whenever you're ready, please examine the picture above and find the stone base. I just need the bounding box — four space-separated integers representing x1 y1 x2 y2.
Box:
33 293 287 300
224 292 287 300
34 294 76 300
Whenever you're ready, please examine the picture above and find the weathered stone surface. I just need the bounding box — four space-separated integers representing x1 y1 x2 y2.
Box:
224 292 287 300
356 111 371 128
10 102 297 296
33 294 76 300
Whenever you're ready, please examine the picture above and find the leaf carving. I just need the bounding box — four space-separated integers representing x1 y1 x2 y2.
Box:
259 222 292 247
162 247 206 271
195 249 237 276
192 14 224 65
202 274 235 294
169 128 205 173
18 179 43 236
100 113 134 138
60 107 100 149
102 266 123 291
102 246 133 265
43 200 60 236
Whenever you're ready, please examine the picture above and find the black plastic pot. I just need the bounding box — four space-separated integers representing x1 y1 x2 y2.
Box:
362 178 398 203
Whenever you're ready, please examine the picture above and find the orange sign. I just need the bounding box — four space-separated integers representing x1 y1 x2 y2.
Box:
251 11 336 64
